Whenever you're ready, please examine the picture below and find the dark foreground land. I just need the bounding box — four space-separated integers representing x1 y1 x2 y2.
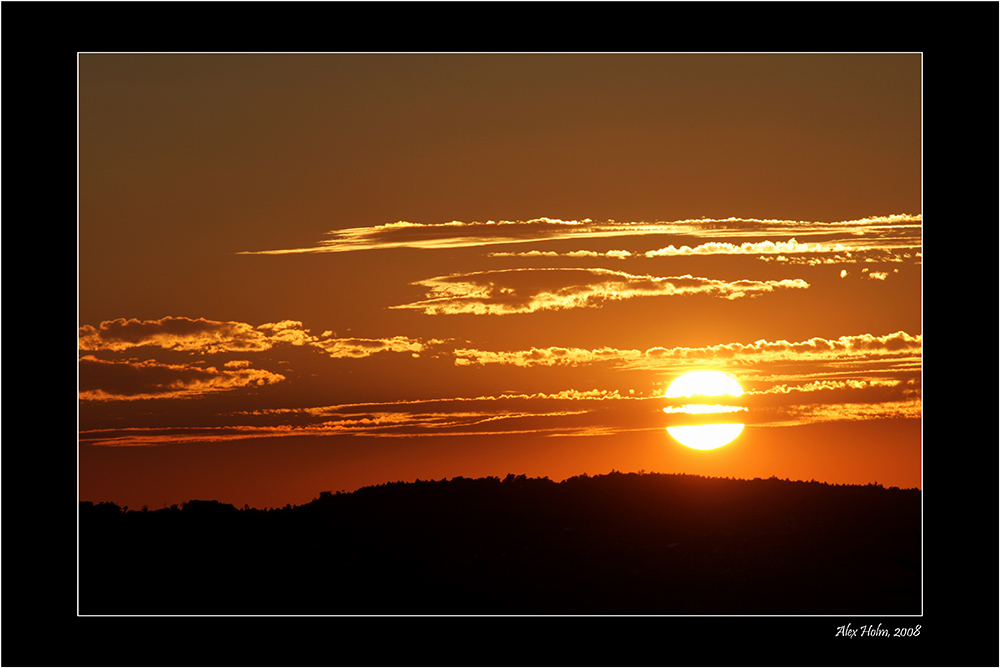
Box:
79 472 920 615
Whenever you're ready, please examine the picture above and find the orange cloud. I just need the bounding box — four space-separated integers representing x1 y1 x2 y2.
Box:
746 378 901 395
392 268 810 315
640 331 921 367
80 317 443 361
755 400 922 427
79 317 273 353
79 386 666 446
761 249 919 266
741 375 920 415
256 320 319 346
239 214 921 255
644 238 831 257
312 335 444 359
239 217 595 255
454 346 642 367
488 249 634 260
452 332 921 374
78 355 285 401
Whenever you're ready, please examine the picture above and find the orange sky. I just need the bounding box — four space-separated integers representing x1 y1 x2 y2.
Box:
78 53 922 510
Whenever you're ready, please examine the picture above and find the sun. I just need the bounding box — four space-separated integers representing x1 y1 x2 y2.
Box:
666 423 745 450
664 371 745 450
665 370 744 399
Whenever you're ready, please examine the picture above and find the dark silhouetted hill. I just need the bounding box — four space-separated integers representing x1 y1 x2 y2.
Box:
78 472 920 615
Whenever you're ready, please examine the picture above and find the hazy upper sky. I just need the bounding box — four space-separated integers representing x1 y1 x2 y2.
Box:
78 53 922 509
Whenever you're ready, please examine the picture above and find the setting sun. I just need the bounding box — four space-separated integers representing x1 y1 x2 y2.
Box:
665 371 746 449
665 370 744 399
666 423 746 450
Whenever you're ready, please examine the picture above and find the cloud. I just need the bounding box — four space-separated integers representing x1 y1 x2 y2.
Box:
79 317 274 353
453 331 921 372
675 214 922 240
80 317 443 361
757 400 922 427
391 268 810 315
239 217 597 255
236 388 642 421
79 317 447 401
80 389 650 445
746 378 901 395
80 411 594 446
489 241 919 266
454 346 642 367
741 376 920 419
79 355 285 401
640 331 922 366
312 335 443 359
487 250 560 258
644 238 832 257
488 249 633 260
761 249 919 267
238 214 922 255
256 320 320 346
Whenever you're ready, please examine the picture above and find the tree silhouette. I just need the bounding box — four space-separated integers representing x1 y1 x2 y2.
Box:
78 472 921 615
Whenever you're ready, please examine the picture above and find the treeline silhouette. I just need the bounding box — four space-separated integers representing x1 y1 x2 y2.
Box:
79 471 920 615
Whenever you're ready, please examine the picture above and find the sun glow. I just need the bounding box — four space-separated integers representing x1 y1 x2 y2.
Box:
664 371 746 450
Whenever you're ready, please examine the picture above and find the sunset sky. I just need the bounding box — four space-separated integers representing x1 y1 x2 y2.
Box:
78 53 922 510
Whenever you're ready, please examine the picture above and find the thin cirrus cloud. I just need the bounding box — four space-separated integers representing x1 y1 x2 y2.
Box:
391 267 810 315
237 214 922 255
238 217 596 255
488 249 635 260
78 413 594 447
79 389 655 447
